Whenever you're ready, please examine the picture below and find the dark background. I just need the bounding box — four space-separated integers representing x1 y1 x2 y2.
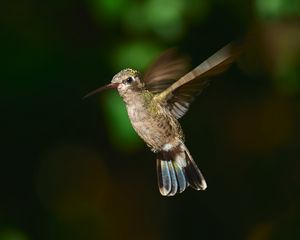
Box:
1 0 300 239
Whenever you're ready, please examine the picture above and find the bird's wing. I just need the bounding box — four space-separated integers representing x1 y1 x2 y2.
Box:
143 49 189 94
155 43 243 119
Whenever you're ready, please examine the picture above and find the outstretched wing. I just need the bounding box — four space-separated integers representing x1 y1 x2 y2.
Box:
156 43 243 119
143 49 189 94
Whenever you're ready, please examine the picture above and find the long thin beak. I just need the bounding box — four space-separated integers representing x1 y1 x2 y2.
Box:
83 83 119 99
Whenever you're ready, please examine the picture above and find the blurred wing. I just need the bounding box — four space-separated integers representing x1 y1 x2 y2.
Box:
157 43 243 119
167 78 210 119
143 49 189 94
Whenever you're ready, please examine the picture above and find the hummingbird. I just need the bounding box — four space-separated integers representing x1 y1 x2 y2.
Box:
84 43 242 196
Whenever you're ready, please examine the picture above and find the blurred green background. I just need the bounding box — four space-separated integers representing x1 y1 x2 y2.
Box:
1 0 300 239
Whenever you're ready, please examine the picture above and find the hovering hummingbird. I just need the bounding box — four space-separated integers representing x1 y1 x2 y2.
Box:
84 43 242 196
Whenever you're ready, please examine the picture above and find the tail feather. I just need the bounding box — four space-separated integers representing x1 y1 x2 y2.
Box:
173 160 187 193
184 147 207 190
167 160 178 195
156 143 206 196
157 159 172 196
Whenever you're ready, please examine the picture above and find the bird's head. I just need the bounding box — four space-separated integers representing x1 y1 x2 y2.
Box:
111 68 144 96
83 68 144 99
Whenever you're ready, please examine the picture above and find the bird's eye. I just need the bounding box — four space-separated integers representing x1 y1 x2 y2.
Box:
125 77 134 84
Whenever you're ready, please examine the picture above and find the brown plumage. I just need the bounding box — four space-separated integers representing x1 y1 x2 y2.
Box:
84 43 242 196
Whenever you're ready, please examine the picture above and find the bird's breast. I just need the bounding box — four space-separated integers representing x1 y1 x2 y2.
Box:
125 98 183 151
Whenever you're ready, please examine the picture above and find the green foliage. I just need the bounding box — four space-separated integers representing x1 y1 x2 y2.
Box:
90 0 127 20
112 42 162 71
0 230 28 240
255 0 300 19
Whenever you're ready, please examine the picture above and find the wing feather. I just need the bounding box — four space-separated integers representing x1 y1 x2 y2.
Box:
156 43 243 119
143 49 189 94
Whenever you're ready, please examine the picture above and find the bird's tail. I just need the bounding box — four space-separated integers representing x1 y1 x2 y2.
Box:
156 143 207 196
